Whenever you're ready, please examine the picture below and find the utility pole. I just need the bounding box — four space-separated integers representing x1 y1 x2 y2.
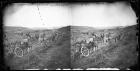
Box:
37 4 45 26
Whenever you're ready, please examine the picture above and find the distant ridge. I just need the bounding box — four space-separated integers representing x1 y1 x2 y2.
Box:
4 24 137 33
4 26 33 32
70 25 137 30
57 26 70 31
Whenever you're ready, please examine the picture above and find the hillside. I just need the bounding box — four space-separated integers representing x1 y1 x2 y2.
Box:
71 25 138 69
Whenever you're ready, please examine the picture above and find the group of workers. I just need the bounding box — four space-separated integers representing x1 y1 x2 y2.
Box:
4 30 66 57
74 31 121 57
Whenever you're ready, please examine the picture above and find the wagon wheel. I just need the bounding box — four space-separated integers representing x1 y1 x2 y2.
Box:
81 46 89 57
14 47 23 57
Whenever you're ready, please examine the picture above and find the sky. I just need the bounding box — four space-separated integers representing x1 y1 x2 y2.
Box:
4 4 71 29
4 3 137 29
72 4 136 29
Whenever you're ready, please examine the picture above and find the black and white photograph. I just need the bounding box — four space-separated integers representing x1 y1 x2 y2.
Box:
0 1 139 70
